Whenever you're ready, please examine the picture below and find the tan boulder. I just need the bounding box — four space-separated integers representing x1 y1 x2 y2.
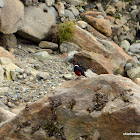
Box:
105 5 116 15
49 74 140 140
18 3 57 42
74 52 113 74
0 0 24 34
0 47 14 59
0 75 140 139
87 24 107 39
80 11 106 18
0 34 17 49
71 25 132 75
84 15 112 36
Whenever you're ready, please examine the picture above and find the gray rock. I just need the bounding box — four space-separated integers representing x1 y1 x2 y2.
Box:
0 107 16 123
131 5 137 10
45 0 55 6
64 10 75 21
85 69 98 78
39 41 58 50
0 0 4 8
0 87 9 96
0 57 12 65
60 42 80 53
77 21 87 29
120 40 130 52
0 0 24 34
127 66 140 80
34 51 49 60
125 63 133 71
63 73 73 80
70 0 87 6
0 100 8 110
36 72 49 80
10 70 17 81
7 102 15 108
130 43 140 53
55 2 65 17
68 5 79 16
67 51 78 62
130 10 139 21
18 4 57 42
24 0 32 6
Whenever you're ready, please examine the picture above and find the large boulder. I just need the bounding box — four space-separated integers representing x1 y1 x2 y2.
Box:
74 52 113 74
0 0 24 34
18 3 57 42
72 25 132 75
49 74 140 140
0 75 140 140
83 15 112 36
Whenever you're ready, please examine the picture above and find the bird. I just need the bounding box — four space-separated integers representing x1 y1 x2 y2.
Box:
74 65 87 78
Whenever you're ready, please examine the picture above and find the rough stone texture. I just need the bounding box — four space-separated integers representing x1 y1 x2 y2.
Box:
1 75 140 140
55 2 64 17
69 0 87 6
68 5 79 17
39 41 58 50
127 66 140 80
49 75 140 140
0 34 17 49
33 51 49 61
74 52 114 74
105 5 116 15
83 15 112 36
72 25 131 75
18 3 57 42
64 10 75 21
130 43 140 53
0 47 14 59
60 42 81 53
0 0 24 34
0 64 4 85
0 107 16 123
120 40 131 52
80 11 106 19
77 21 87 29
45 0 55 7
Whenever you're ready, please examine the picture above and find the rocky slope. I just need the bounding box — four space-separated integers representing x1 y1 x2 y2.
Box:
0 0 140 139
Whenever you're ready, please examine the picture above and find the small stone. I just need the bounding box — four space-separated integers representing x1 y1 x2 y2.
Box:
39 41 58 50
125 63 133 71
64 10 75 21
45 0 55 6
0 0 4 8
77 21 87 29
68 5 79 16
34 64 40 70
8 102 14 108
105 5 116 15
63 73 72 80
36 72 49 80
17 75 24 80
130 43 140 53
34 51 49 60
120 40 130 52
10 70 17 81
